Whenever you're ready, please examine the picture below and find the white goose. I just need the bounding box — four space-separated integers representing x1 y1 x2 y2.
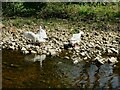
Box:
23 26 48 43
70 31 84 44
64 31 84 50
69 31 84 48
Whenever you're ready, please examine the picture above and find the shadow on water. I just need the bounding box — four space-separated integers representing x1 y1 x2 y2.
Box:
2 49 120 88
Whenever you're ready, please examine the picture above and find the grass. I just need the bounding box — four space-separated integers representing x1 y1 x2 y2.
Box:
40 3 119 22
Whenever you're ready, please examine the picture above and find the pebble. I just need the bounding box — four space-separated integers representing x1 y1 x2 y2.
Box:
42 50 47 54
9 46 15 50
73 59 79 64
95 44 101 50
48 49 56 56
31 50 37 54
64 56 70 59
21 47 26 51
23 50 29 54
87 44 93 48
26 44 31 49
108 57 118 64
98 58 105 64
107 49 113 54
84 57 88 60
112 40 117 44
80 51 87 57
110 48 119 54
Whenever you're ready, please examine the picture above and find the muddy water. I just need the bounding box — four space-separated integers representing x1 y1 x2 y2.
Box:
2 49 120 88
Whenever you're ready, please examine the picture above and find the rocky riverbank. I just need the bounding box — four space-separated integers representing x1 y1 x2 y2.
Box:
1 23 120 64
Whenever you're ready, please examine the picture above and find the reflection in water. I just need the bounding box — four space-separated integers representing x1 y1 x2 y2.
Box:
24 54 46 67
2 50 120 88
98 63 119 88
111 75 119 88
99 63 113 77
88 64 98 88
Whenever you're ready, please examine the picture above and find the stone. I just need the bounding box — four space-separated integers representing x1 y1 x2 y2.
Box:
48 49 56 56
0 23 5 29
94 32 99 36
26 44 31 49
31 50 37 54
98 58 105 64
0 42 3 45
2 46 5 49
112 40 117 44
110 48 119 54
45 45 52 50
102 37 106 41
35 46 40 49
86 53 91 59
21 47 26 51
94 56 105 64
102 47 106 52
46 52 50 55
87 43 93 48
73 59 79 64
9 46 15 50
42 50 47 54
12 42 16 46
64 56 70 59
108 57 118 64
74 45 80 50
23 50 29 54
107 49 113 54
80 51 87 57
58 49 62 52
95 44 101 50
84 57 88 60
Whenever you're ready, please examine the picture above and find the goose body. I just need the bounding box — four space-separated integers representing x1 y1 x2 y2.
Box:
23 31 38 42
70 31 84 44
23 26 48 43
64 31 84 50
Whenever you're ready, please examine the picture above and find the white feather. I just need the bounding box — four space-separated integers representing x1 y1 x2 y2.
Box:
37 26 48 39
23 31 37 42
70 31 84 44
23 26 48 43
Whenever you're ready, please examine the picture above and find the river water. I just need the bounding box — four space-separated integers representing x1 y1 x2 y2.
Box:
2 49 120 88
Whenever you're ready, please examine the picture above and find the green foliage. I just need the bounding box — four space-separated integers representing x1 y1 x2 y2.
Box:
2 2 119 23
2 2 46 17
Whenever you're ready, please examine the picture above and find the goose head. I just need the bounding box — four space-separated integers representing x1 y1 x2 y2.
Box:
38 26 48 40
79 31 84 37
39 26 43 31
